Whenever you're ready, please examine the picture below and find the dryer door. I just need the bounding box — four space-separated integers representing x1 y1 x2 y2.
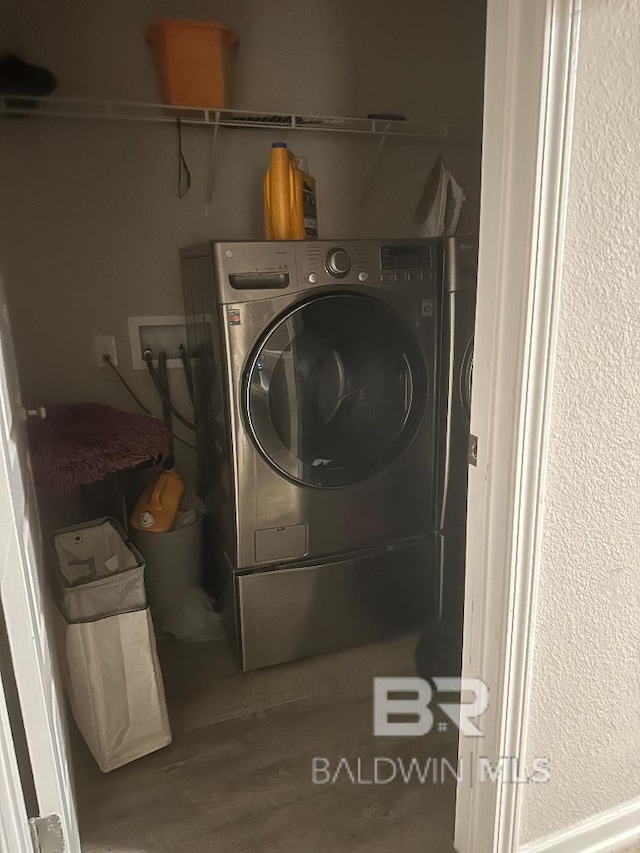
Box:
245 293 428 488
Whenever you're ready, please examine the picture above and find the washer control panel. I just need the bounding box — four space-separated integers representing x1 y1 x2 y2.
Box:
207 239 439 304
295 240 436 289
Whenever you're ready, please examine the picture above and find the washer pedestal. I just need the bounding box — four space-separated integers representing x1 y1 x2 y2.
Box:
223 536 436 671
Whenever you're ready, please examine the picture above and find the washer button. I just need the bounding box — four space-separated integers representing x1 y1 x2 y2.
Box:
308 273 318 284
358 272 368 282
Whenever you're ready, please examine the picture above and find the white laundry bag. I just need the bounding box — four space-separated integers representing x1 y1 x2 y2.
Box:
52 518 172 772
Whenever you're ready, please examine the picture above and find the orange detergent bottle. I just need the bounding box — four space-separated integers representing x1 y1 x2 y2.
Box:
264 142 318 240
130 462 185 534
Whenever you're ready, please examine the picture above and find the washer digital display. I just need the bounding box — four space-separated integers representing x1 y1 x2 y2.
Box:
380 245 432 271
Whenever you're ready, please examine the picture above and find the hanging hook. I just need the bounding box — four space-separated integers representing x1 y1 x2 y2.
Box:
176 118 192 198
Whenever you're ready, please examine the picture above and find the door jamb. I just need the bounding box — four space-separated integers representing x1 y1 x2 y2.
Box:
0 664 32 853
455 0 581 851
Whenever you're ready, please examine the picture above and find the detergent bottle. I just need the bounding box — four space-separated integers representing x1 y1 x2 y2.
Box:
130 459 185 534
264 142 318 240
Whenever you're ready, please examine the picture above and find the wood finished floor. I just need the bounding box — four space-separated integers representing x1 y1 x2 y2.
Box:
71 633 458 853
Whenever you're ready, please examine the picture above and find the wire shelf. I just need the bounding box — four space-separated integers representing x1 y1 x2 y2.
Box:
0 95 481 141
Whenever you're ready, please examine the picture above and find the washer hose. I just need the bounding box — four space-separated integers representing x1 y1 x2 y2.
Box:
144 350 195 431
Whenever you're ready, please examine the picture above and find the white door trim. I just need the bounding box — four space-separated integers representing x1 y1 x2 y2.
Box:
0 274 80 851
0 664 32 853
455 1 581 852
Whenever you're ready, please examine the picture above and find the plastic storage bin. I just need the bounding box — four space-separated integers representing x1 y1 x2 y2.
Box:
52 518 171 772
146 19 240 108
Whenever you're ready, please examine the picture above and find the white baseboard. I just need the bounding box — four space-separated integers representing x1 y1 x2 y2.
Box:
519 795 640 853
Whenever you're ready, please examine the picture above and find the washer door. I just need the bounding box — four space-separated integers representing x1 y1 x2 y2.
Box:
245 293 428 488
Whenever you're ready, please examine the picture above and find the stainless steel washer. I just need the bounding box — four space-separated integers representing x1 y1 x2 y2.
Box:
181 239 441 669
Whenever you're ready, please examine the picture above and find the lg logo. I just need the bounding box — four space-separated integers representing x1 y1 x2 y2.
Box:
374 677 490 737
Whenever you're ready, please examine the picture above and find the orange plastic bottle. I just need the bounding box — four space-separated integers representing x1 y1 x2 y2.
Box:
264 142 318 240
130 463 185 534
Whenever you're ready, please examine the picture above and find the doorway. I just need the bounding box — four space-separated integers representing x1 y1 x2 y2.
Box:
3 1 584 852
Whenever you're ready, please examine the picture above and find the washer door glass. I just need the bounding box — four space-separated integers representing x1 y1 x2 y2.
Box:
245 293 428 488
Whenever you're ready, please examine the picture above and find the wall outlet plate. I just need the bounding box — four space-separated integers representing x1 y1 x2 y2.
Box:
94 335 117 367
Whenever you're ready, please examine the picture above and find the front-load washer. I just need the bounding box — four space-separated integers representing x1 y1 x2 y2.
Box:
181 239 442 669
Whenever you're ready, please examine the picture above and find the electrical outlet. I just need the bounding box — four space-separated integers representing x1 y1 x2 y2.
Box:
94 335 118 367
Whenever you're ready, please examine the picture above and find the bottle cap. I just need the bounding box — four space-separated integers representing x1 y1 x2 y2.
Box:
272 142 287 148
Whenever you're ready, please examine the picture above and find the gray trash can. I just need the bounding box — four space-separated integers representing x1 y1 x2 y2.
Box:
131 517 224 641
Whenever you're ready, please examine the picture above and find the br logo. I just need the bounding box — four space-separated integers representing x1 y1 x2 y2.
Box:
374 677 490 737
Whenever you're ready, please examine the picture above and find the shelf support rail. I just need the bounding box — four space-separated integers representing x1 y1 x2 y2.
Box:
358 121 391 208
205 113 222 212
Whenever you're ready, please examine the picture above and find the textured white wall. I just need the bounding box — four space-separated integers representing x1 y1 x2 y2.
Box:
0 0 485 476
519 0 640 844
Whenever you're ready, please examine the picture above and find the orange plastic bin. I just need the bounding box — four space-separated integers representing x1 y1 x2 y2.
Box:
146 19 239 109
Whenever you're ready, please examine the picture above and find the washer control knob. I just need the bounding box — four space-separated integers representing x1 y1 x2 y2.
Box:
308 273 318 283
358 272 369 282
325 248 351 278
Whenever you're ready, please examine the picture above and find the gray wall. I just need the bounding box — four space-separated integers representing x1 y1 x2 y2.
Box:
0 0 485 472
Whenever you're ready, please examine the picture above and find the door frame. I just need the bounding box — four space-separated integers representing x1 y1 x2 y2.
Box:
0 663 32 853
0 270 80 852
455 0 581 851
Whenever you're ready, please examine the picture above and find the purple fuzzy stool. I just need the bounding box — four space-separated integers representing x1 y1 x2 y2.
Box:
29 403 171 531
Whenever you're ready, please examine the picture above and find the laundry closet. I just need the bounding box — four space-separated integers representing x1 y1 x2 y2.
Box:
0 1 487 851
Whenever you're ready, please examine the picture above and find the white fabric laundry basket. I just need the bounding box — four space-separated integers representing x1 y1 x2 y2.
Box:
52 518 171 772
